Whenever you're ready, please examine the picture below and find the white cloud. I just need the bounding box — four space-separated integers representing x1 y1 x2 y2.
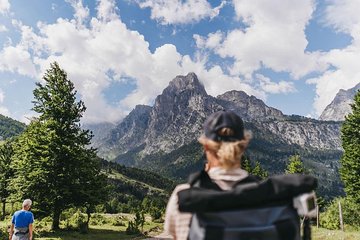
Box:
0 89 4 103
67 0 90 25
2 0 245 123
0 89 10 116
0 46 37 77
0 0 10 14
194 31 223 49
0 106 10 116
306 0 360 116
1 0 322 123
308 46 360 116
0 25 7 32
256 74 296 94
323 0 360 38
135 0 226 25
195 0 326 79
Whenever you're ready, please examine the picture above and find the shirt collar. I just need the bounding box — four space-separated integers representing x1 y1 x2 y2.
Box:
208 167 249 182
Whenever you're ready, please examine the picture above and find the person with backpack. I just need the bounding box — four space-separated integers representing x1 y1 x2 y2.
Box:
9 199 34 240
164 110 317 240
164 110 252 239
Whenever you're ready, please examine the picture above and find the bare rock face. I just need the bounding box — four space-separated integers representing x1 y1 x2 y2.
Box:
217 90 285 121
319 83 360 121
257 120 342 151
142 73 223 154
96 105 152 159
94 72 342 161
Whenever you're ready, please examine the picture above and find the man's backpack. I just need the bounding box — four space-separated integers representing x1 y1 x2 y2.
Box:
178 170 317 240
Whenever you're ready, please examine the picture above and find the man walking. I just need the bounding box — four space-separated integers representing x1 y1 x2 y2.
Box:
9 199 34 240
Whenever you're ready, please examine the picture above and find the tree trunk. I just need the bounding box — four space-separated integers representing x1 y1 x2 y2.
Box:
51 208 61 230
86 207 91 227
1 200 5 220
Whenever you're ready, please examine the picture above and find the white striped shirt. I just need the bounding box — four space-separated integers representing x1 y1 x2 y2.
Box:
164 167 249 240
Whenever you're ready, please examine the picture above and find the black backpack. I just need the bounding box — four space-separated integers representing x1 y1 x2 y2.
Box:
178 170 317 240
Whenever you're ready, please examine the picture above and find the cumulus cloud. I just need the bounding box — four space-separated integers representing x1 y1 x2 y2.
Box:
195 0 326 79
0 89 10 116
256 74 296 94
6 0 354 122
307 0 360 116
67 0 90 24
1 0 258 123
0 25 7 32
0 0 10 14
135 0 226 25
0 46 37 77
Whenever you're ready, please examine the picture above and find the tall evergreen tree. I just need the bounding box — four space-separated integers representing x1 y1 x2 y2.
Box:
285 154 306 174
0 140 14 220
11 62 108 229
340 90 360 203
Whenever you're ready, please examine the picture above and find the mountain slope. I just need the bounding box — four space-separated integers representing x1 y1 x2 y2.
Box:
0 114 26 140
94 72 343 198
320 82 360 121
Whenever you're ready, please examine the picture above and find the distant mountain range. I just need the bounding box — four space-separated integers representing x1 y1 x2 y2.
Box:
319 82 360 121
88 73 351 199
2 74 358 199
0 114 26 141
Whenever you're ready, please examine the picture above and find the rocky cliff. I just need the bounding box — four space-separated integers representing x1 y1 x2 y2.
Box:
93 73 344 198
320 82 360 121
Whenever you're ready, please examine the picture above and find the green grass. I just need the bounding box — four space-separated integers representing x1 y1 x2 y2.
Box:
0 213 163 240
313 227 360 240
2 214 360 240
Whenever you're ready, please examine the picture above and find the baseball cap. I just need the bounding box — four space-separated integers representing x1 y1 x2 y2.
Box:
203 110 244 142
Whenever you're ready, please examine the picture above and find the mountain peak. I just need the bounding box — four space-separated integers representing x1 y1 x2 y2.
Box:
319 82 360 121
165 72 206 95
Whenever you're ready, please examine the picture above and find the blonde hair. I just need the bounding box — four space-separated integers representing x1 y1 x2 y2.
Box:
199 128 251 170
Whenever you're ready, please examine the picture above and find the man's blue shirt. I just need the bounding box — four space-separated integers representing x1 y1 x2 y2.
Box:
11 210 34 228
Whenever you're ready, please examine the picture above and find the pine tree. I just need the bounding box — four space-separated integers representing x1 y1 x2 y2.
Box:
241 157 268 179
285 154 306 174
340 90 360 203
0 140 14 220
252 162 269 179
11 62 108 229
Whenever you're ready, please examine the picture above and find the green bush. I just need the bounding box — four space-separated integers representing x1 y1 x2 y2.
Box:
126 211 145 235
64 210 88 233
89 213 108 225
321 197 360 230
111 216 125 226
150 207 162 221
0 226 9 239
126 220 141 235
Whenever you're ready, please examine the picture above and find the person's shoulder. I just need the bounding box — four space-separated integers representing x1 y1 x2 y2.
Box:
13 210 22 215
172 183 190 194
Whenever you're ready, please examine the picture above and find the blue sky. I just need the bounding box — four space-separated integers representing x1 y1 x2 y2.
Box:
0 0 359 123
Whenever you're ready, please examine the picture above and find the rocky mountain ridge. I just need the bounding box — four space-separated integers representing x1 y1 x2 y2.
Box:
94 73 342 160
91 72 345 198
320 82 360 121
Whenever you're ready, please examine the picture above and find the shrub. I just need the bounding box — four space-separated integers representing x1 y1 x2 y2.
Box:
111 216 125 226
0 226 9 239
89 213 108 225
126 211 145 235
126 220 141 235
150 207 162 221
321 197 360 230
64 210 88 233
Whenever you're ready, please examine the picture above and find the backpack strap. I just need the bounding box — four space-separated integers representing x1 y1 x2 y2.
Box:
188 170 222 190
179 174 317 213
188 170 260 190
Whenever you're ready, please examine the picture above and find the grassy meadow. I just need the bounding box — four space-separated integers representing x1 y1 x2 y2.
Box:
0 213 163 240
2 212 360 240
